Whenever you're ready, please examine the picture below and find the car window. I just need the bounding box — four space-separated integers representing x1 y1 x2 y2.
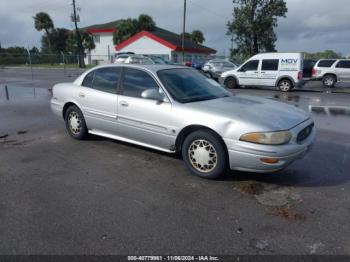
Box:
262 59 279 71
335 60 350 69
91 67 121 94
82 71 94 88
241 60 259 71
122 68 159 98
318 60 336 68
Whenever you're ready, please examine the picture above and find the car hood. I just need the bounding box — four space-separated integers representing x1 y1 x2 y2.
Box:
186 95 310 131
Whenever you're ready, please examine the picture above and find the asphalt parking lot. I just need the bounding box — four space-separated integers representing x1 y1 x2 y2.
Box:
0 68 350 255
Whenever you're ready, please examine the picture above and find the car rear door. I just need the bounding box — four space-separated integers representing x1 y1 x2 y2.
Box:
116 67 175 150
78 67 120 134
335 60 350 82
260 59 279 86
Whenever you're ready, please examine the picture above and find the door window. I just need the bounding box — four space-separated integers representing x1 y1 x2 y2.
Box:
241 60 259 71
262 59 279 71
335 60 350 69
82 71 94 88
122 68 159 98
92 67 121 94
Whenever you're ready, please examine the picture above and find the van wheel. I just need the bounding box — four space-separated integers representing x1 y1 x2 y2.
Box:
322 75 336 88
182 130 228 179
225 77 238 89
278 79 293 92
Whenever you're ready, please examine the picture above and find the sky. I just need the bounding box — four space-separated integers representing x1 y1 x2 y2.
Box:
0 0 349 56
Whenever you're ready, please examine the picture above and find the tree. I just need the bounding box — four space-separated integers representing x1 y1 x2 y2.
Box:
138 14 156 31
304 50 342 60
190 30 205 44
180 30 205 44
33 12 54 53
227 0 287 59
41 28 69 53
66 30 95 54
113 14 156 45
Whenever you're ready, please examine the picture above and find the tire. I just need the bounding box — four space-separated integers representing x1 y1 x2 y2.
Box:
64 105 88 140
224 77 238 89
204 72 212 79
322 75 336 88
182 130 228 179
278 79 293 92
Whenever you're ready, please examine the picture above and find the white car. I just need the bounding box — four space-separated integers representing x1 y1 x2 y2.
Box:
220 53 304 92
312 59 350 88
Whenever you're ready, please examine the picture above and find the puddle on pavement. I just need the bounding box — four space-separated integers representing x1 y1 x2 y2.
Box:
0 85 51 102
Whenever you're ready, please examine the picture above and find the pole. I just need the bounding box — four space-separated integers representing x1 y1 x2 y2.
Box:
26 48 33 81
61 51 66 77
5 85 9 101
72 0 84 68
182 0 187 64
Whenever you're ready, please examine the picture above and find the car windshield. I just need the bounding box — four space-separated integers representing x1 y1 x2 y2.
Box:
211 61 236 67
150 57 171 64
157 68 231 103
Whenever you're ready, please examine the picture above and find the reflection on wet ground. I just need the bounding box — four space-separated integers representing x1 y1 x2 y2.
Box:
0 85 52 101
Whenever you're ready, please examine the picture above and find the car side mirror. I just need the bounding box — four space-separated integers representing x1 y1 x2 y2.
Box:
238 67 246 72
141 89 166 102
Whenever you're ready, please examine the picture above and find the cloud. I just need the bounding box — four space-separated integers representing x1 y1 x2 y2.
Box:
0 0 349 56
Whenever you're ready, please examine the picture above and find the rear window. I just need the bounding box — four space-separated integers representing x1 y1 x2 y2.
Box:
262 59 279 71
318 60 336 68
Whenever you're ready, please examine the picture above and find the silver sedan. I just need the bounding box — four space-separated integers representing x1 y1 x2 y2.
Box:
51 64 315 179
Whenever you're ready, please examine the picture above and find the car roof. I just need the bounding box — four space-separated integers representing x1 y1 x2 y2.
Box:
90 64 189 73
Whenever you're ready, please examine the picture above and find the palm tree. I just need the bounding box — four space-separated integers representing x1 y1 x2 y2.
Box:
191 30 205 44
138 14 156 31
33 12 54 53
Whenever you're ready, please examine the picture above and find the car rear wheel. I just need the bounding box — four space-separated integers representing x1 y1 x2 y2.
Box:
182 130 228 179
322 75 336 88
65 105 88 140
224 77 238 89
278 79 293 92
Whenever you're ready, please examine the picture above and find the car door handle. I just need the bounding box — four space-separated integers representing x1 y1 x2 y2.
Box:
120 101 129 107
78 92 85 98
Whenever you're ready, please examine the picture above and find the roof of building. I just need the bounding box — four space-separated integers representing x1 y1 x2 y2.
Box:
82 19 122 33
82 20 216 54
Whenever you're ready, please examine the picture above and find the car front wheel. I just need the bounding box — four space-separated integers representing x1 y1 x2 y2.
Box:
224 77 238 89
65 105 88 140
182 130 228 179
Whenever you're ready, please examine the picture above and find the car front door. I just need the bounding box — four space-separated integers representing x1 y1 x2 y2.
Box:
116 67 174 151
260 59 279 86
335 60 350 82
77 67 121 134
237 60 260 86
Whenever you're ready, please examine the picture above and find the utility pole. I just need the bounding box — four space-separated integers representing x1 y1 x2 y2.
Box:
182 0 187 64
72 0 84 68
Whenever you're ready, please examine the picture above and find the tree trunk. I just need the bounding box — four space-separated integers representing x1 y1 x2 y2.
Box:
45 29 52 54
250 0 258 56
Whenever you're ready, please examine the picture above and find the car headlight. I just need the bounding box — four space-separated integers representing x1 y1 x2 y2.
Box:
240 131 292 145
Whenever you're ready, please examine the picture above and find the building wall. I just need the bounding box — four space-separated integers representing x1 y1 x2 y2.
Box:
85 33 115 65
117 36 172 59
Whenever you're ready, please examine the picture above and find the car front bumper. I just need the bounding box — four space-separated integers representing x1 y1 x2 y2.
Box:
224 118 315 173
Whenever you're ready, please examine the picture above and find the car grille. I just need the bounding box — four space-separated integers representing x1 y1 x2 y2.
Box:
297 123 314 143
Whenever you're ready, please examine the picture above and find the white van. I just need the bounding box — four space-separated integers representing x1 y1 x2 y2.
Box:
220 53 304 92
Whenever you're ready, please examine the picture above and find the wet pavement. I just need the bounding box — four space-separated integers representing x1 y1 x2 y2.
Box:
0 68 350 255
